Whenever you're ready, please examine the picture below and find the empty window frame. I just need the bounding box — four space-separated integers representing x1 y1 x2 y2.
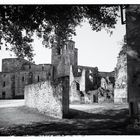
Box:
38 76 40 82
22 76 24 82
3 81 5 87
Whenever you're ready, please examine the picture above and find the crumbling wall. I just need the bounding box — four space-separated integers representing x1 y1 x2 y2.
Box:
114 43 127 103
98 77 114 102
77 65 99 92
69 66 83 104
70 81 81 104
25 76 69 118
70 65 99 104
85 71 115 104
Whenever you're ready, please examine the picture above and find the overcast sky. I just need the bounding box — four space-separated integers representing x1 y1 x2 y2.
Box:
0 16 125 72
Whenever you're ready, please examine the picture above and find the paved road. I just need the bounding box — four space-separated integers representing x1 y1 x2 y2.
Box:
0 100 130 135
0 100 58 128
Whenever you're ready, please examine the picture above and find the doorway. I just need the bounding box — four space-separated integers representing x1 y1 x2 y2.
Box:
2 92 6 99
93 94 98 103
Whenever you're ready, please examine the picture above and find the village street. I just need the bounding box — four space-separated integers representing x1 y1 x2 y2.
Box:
0 100 134 135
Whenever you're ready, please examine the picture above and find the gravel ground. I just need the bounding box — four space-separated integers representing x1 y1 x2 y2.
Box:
0 100 137 135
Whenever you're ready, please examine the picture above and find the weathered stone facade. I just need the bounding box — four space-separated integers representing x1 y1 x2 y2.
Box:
25 76 69 119
68 52 115 104
114 42 127 103
0 58 53 99
51 40 78 78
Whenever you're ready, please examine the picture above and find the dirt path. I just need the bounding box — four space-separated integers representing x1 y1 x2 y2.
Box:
0 100 130 135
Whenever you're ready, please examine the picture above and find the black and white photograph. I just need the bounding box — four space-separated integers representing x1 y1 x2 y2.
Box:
0 0 140 136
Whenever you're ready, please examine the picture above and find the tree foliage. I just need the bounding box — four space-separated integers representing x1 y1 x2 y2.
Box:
0 5 119 61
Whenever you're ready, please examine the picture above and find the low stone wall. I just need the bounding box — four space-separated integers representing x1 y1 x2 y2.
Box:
25 76 69 119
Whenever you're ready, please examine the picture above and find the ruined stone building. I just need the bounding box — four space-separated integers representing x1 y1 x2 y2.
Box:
0 40 115 103
48 40 115 104
0 58 53 99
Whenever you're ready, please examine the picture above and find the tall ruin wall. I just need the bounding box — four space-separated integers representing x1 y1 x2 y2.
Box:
114 52 127 103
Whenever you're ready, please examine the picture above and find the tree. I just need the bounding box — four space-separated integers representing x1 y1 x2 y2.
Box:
0 5 119 61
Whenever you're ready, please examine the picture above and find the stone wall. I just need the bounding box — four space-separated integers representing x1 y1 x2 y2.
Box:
25 76 69 118
70 81 81 104
0 69 54 99
76 65 99 91
99 71 115 78
70 65 115 104
0 72 15 99
85 71 115 104
114 88 127 103
114 42 127 103
51 40 78 79
14 70 51 98
23 64 52 72
0 57 54 99
69 65 101 104
114 54 127 103
14 71 28 98
2 58 33 72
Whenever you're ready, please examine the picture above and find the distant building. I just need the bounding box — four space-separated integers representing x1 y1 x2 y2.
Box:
0 58 53 99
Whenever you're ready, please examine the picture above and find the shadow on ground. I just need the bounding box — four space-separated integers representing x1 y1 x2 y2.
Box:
68 108 129 120
0 107 135 136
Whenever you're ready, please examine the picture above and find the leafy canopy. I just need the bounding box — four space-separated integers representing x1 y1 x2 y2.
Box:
0 5 119 61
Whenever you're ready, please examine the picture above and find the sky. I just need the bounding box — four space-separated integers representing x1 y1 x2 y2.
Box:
0 17 126 72
73 19 126 71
